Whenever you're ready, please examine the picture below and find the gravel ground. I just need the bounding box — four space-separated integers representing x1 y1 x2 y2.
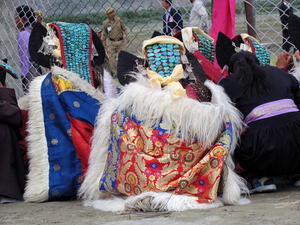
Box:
1 177 300 225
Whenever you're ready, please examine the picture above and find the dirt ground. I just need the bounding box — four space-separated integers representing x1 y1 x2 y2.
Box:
1 177 300 225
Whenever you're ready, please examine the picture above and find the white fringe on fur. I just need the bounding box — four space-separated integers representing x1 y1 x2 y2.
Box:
83 191 224 212
220 167 250 205
103 69 118 98
80 73 249 209
118 75 243 151
78 98 120 200
23 74 50 202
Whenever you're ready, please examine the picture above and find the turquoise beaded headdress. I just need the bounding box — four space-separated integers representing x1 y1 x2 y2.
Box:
232 34 270 66
216 33 270 70
174 28 215 64
142 36 186 78
0 59 18 79
193 31 215 64
49 22 93 85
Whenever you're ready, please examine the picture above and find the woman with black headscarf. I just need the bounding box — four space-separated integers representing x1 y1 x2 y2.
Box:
220 51 300 193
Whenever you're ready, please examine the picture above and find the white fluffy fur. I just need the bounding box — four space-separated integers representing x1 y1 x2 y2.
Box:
78 97 120 200
84 191 224 212
103 69 118 98
292 65 300 81
23 74 50 202
118 75 243 151
80 73 249 211
220 167 250 205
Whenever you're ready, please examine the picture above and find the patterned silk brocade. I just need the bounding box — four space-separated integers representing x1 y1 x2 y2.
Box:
99 107 233 204
51 74 80 94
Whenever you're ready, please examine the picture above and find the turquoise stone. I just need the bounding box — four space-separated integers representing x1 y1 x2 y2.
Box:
148 53 154 57
150 65 156 70
158 71 164 76
154 49 160 53
152 44 159 49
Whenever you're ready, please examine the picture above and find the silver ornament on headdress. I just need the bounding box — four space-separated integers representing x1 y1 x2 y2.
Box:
182 54 196 81
38 27 57 55
232 41 250 52
135 59 147 76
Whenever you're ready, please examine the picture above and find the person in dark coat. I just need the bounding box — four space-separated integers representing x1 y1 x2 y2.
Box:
279 0 294 52
162 0 183 36
0 63 26 202
220 51 300 194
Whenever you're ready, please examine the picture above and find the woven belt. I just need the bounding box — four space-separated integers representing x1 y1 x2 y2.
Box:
109 37 123 42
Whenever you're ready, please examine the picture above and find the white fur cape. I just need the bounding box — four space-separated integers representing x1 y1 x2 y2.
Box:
79 75 250 212
22 66 110 202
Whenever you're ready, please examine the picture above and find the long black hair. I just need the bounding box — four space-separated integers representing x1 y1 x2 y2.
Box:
16 5 35 27
228 51 272 98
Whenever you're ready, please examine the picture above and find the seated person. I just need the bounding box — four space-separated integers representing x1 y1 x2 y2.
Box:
0 60 26 202
220 51 300 193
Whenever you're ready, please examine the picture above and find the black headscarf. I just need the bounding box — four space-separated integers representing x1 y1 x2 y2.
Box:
228 51 260 73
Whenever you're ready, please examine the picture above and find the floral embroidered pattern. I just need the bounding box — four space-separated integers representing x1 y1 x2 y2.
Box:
52 74 80 95
99 108 233 204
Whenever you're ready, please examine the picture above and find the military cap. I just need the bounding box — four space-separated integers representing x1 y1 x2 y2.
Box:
106 7 114 14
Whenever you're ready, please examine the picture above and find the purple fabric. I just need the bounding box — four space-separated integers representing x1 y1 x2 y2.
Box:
17 26 31 77
244 99 299 124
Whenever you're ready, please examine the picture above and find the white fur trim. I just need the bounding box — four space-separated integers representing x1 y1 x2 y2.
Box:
117 75 243 150
292 65 300 81
78 97 120 200
103 69 118 98
17 95 29 110
23 74 49 202
220 167 250 205
83 191 224 212
51 66 106 102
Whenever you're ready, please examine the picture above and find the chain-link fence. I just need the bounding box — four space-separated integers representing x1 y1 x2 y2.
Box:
1 0 300 98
